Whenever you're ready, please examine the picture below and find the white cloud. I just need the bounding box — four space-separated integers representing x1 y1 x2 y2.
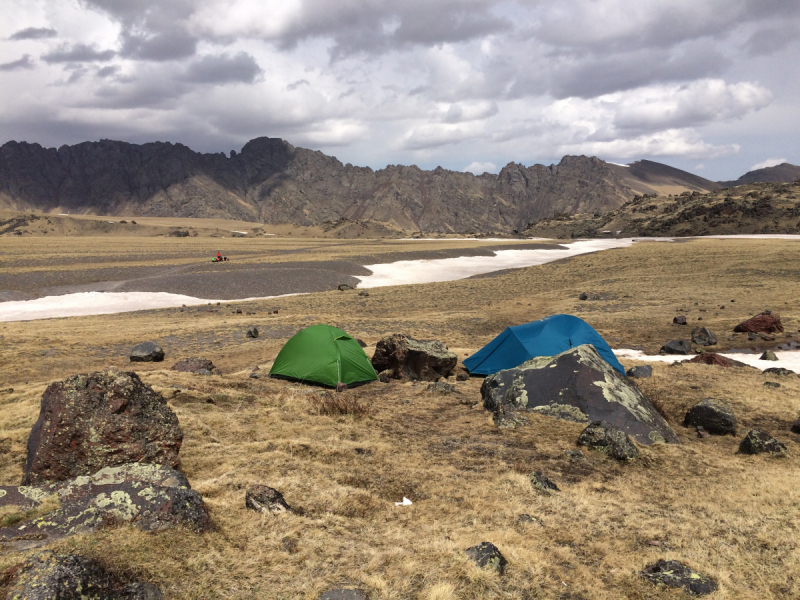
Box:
750 157 786 170
463 161 497 174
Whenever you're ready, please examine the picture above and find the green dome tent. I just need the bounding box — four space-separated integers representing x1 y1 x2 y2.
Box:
269 324 378 387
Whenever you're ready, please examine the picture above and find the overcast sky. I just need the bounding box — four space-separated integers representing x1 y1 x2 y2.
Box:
1 0 798 180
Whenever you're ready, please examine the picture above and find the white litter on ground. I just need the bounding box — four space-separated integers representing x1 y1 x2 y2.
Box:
231 230 248 234
395 497 413 506
614 348 800 373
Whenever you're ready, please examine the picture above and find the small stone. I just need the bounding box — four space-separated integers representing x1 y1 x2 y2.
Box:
427 382 456 394
759 350 778 361
517 514 541 524
791 417 800 434
641 559 718 595
378 372 390 383
249 372 259 379
577 421 639 460
245 485 291 514
764 381 780 388
579 292 589 300
530 471 559 493
456 372 469 381
236 309 242 314
358 291 369 297
738 429 787 457
465 542 507 575
246 327 259 339
672 315 687 325
337 284 353 291
626 365 652 378
336 382 348 393
281 536 299 554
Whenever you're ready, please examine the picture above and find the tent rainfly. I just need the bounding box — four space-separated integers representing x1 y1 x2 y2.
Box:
269 324 378 387
463 314 625 375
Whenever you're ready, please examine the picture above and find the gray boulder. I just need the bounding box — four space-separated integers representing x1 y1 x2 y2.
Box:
0 464 210 551
660 339 691 355
691 327 718 346
626 365 652 378
577 421 639 460
480 345 678 445
2 551 164 600
465 542 507 575
641 560 717 595
738 430 787 456
22 369 182 485
673 315 687 325
371 333 457 381
683 399 737 435
129 341 164 362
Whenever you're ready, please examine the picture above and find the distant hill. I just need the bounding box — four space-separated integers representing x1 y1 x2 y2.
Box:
0 137 739 233
719 163 800 187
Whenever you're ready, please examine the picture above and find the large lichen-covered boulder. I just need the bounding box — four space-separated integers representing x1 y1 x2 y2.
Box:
481 344 679 445
640 559 718 595
371 333 457 381
22 369 183 485
2 550 164 600
0 464 209 551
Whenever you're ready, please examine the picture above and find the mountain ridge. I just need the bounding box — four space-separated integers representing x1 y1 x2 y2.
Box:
0 136 792 233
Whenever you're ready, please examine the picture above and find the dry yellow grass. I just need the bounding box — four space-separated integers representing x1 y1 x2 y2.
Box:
1 237 799 599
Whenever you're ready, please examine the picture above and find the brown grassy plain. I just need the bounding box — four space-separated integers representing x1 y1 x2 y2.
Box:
1 237 799 599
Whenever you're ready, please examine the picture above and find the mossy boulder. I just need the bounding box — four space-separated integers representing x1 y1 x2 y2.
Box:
465 542 507 575
2 550 164 599
577 421 639 461
371 333 457 381
641 559 717 595
22 369 183 485
481 345 678 445
683 398 737 435
738 429 787 457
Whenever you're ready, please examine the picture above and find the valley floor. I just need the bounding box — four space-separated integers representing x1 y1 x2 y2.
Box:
1 237 799 598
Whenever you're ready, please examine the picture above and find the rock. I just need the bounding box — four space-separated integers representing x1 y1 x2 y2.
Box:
517 514 540 524
0 464 209 550
734 311 783 334
683 399 737 435
684 353 751 368
378 372 390 383
791 417 800 434
371 333 457 381
748 332 758 341
456 372 469 381
480 345 678 445
337 284 353 291
530 471 559 493
318 590 369 600
129 341 164 362
696 426 710 438
672 315 687 325
626 365 652 378
246 327 259 339
249 372 259 379
465 542 507 575
22 369 182 485
336 382 348 393
640 559 718 595
579 292 588 300
427 382 456 394
577 421 639 460
358 291 369 297
760 350 778 361
245 484 291 514
738 430 787 456
691 327 717 346
660 339 691 354
171 357 218 375
1 551 165 600
356 338 367 348
764 381 780 388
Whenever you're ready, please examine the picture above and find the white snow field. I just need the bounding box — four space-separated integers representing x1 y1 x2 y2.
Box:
614 348 800 373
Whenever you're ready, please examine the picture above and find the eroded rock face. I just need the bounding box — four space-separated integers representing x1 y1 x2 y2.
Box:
738 430 787 456
465 542 507 575
0 464 209 551
22 369 183 485
640 560 717 595
480 345 678 445
683 399 737 435
577 421 639 460
2 550 164 600
371 334 457 381
734 311 783 334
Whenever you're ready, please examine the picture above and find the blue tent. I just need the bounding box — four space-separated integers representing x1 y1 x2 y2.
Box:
464 314 625 375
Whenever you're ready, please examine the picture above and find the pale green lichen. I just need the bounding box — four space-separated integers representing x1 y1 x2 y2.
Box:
530 403 588 423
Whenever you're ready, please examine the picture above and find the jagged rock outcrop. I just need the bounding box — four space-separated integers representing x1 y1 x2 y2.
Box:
0 137 707 233
480 344 679 444
22 369 182 485
371 334 457 381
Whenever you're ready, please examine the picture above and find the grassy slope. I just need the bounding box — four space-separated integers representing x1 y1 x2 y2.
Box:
0 238 799 599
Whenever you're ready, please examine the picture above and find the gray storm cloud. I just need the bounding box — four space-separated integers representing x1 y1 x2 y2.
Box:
0 0 797 180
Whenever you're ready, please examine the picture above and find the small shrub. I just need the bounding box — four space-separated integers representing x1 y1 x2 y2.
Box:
308 391 371 417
